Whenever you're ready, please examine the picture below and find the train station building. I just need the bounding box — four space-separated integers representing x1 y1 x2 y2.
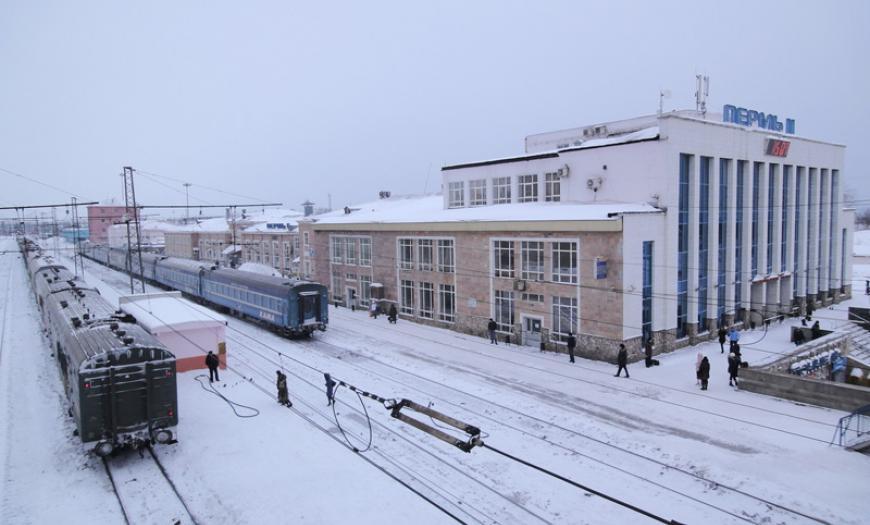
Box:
298 105 854 359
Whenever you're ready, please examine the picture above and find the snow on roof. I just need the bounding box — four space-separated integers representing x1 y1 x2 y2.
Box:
221 244 241 255
238 262 282 277
119 291 226 334
311 194 659 226
242 219 299 233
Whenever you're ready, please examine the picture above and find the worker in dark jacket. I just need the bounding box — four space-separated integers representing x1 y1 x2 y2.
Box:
276 370 291 407
644 340 654 367
699 356 710 390
717 327 727 354
205 351 220 383
388 304 398 324
614 343 629 378
566 332 576 363
487 318 498 344
324 373 336 406
811 320 822 340
727 353 740 387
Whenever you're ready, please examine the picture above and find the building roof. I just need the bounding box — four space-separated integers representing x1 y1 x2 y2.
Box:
309 194 660 228
119 291 226 335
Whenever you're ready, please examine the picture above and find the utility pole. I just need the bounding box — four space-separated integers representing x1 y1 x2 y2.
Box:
122 166 147 294
70 197 85 277
183 182 191 224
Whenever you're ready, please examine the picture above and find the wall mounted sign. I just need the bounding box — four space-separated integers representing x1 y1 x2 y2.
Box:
723 104 795 134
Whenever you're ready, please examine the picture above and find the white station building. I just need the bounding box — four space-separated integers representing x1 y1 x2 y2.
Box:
302 103 853 358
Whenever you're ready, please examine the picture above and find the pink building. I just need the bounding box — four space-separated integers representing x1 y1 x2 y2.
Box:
87 205 133 244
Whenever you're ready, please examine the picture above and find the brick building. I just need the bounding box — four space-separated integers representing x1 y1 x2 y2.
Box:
87 205 132 244
240 221 299 276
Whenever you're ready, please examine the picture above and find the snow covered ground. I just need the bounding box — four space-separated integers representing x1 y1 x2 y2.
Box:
3 237 870 524
853 229 870 257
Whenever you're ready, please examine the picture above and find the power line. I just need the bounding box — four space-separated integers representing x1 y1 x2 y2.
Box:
0 166 82 198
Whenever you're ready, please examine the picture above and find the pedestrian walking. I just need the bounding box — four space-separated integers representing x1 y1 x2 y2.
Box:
205 350 220 383
388 304 398 324
717 327 727 354
728 326 740 352
487 318 498 344
276 370 291 407
370 300 379 319
567 332 576 363
727 352 740 387
805 301 814 321
324 373 336 406
699 356 710 390
695 352 703 386
614 343 629 378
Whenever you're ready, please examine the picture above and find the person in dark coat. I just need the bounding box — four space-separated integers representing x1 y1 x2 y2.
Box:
388 304 398 324
811 320 821 340
566 332 576 363
805 301 814 321
644 340 654 368
727 353 740 387
324 373 336 406
793 328 806 346
205 351 220 383
698 356 710 390
615 343 629 378
717 327 727 354
276 370 291 407
487 318 498 344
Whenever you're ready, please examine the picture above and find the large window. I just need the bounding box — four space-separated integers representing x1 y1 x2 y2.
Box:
448 181 464 208
807 168 816 294
360 237 372 267
544 172 561 202
794 167 802 293
751 162 761 277
437 239 455 273
399 239 414 270
642 241 653 343
717 159 729 326
493 177 511 204
493 240 515 278
438 284 455 322
419 282 434 319
698 157 710 329
331 272 342 301
552 242 577 283
360 275 372 307
469 179 487 207
418 239 433 271
518 174 538 203
494 290 514 332
782 166 790 273
400 280 415 315
303 231 310 249
552 296 577 343
331 237 343 263
677 153 690 338
346 237 358 265
767 164 775 275
735 161 745 310
521 241 544 281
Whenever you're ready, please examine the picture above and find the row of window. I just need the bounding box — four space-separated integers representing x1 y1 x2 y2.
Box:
398 238 455 273
160 268 198 288
447 173 561 208
493 240 578 283
244 240 294 269
493 290 578 343
330 236 373 266
400 280 456 322
205 281 285 313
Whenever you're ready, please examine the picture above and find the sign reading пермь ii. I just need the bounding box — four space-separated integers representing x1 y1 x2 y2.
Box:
723 104 795 134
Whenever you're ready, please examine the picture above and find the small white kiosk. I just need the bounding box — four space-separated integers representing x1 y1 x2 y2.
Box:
119 291 227 373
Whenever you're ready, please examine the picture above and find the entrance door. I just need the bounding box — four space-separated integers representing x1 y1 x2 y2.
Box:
522 316 542 347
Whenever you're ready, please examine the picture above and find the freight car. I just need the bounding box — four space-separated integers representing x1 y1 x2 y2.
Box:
22 238 179 456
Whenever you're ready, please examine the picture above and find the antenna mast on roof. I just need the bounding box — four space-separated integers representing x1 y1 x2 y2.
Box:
695 74 709 116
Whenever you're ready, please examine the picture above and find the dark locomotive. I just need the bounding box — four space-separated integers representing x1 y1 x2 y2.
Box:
21 237 178 456
81 243 329 337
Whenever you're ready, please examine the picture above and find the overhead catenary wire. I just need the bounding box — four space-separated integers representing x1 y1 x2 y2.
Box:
76 244 836 524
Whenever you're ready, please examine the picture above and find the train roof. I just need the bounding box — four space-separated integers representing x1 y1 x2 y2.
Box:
158 257 216 274
73 323 175 371
208 268 321 295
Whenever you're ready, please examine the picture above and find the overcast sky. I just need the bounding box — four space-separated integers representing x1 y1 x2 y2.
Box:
1 0 868 219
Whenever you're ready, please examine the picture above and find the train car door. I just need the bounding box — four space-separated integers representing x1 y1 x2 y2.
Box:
299 291 320 324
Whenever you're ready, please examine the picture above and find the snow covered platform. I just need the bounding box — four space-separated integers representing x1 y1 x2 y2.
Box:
119 291 227 372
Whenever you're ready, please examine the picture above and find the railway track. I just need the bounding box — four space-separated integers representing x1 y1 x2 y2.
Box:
102 447 198 525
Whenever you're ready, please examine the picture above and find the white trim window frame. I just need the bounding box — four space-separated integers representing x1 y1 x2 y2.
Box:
545 172 561 202
551 295 578 343
400 279 416 315
493 240 515 278
438 283 455 322
359 237 372 267
493 176 511 204
469 179 487 207
399 238 414 270
552 241 578 284
419 282 434 319
437 239 455 273
345 237 358 265
448 181 465 208
521 240 544 281
418 239 433 271
518 174 539 203
494 289 514 333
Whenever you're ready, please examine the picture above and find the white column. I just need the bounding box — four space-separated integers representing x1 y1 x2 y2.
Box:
795 166 808 298
807 168 820 298
819 169 831 297
830 170 842 293
724 159 737 317
708 157 720 325
757 162 769 278
770 164 782 275
740 161 753 317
